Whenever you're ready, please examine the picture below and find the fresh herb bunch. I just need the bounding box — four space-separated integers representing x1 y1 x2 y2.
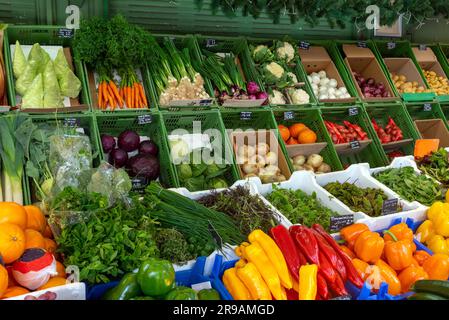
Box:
155 228 195 264
324 182 389 217
51 186 109 212
197 185 279 235
57 200 158 284
417 148 449 188
374 167 442 206
266 185 338 231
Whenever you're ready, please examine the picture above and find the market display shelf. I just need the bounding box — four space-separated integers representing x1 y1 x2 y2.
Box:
405 102 449 143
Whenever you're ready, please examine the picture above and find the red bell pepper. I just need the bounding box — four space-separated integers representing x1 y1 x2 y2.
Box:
286 288 298 300
371 118 380 131
328 272 349 297
317 273 329 300
290 225 320 266
318 250 337 284
270 225 301 281
311 224 364 288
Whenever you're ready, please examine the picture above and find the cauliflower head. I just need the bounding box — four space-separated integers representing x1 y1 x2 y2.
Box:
287 72 298 84
264 62 286 85
276 42 295 63
288 88 310 105
269 90 286 105
252 45 273 64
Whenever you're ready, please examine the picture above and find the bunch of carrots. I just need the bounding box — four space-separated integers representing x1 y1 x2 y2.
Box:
97 75 148 110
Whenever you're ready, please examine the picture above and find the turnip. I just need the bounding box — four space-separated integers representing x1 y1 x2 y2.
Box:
292 155 306 166
317 163 331 173
307 154 323 168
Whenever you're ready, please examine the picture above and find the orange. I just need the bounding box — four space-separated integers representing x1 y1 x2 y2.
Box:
44 238 57 254
289 123 308 138
24 205 46 234
297 129 317 144
43 224 53 239
38 277 67 290
278 125 290 142
0 223 25 264
286 137 299 145
54 261 66 278
24 229 46 250
2 286 29 299
0 202 27 229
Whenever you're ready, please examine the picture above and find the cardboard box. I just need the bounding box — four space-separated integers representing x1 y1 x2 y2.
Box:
299 46 355 103
286 142 327 158
230 129 292 180
414 119 449 148
384 58 427 89
342 44 396 102
412 47 447 78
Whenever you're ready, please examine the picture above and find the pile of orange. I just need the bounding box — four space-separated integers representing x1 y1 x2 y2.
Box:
278 123 317 145
0 202 66 299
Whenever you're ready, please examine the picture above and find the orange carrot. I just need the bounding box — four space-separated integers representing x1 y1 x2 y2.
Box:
110 81 123 107
130 85 135 108
98 83 103 109
107 83 117 108
139 83 148 107
134 83 139 108
127 86 132 108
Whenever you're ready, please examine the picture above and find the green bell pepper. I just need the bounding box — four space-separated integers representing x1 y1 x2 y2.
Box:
102 273 141 300
198 288 220 300
137 258 175 297
165 286 198 300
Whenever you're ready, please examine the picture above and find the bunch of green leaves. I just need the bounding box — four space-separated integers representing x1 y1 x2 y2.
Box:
51 186 109 212
324 182 389 217
374 167 442 206
417 148 449 188
155 228 195 264
57 199 158 284
266 185 338 231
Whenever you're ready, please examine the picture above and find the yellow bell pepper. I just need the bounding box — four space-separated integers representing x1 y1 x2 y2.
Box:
427 235 449 254
298 264 318 300
235 262 272 300
223 267 252 300
427 201 444 221
431 209 449 237
235 242 250 257
243 242 287 300
235 259 247 269
416 220 435 244
248 229 292 289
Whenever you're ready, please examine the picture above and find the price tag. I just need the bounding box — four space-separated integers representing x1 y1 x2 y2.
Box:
382 198 399 215
284 111 295 120
348 107 359 116
357 41 367 48
191 282 212 292
387 42 396 50
131 177 148 194
58 28 74 39
349 140 360 149
299 41 310 50
206 38 217 48
419 44 427 51
199 99 213 106
423 103 432 111
329 215 354 232
240 111 252 120
137 114 152 125
63 118 79 127
331 294 352 300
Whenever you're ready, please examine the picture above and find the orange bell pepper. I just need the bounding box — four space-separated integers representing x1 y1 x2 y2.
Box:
398 265 428 293
375 259 402 296
340 224 369 249
354 230 385 264
413 250 431 266
383 223 414 242
352 258 370 280
409 257 420 267
340 245 355 259
383 230 414 271
422 253 449 280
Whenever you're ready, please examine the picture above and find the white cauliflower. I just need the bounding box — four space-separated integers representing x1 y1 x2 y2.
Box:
288 88 310 105
276 42 295 63
253 45 273 63
269 90 286 105
264 62 285 83
287 72 298 84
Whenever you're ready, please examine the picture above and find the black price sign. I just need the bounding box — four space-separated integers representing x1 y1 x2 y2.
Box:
349 140 360 149
348 107 359 116
329 215 354 232
387 42 396 50
299 41 310 50
199 99 213 106
131 177 149 194
382 198 399 215
240 111 252 120
63 118 79 127
206 38 217 48
423 103 432 111
357 41 367 48
137 114 152 125
58 28 74 39
419 44 427 51
284 111 295 120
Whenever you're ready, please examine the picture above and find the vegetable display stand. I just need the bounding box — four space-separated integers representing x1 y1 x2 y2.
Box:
3 25 90 113
195 35 268 109
332 40 399 104
298 40 359 106
272 108 343 172
320 106 389 168
405 101 449 137
373 40 435 103
364 103 420 161
147 34 215 112
161 109 239 189
94 111 177 188
244 37 317 108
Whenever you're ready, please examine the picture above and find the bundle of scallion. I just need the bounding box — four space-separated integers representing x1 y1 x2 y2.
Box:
143 182 245 248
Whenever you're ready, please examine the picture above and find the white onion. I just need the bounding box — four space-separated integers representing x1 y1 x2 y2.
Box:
329 79 338 88
319 94 329 99
311 75 320 85
265 151 278 165
318 70 327 78
311 83 318 90
327 87 336 95
319 86 328 93
340 87 348 94
307 75 312 82
319 78 330 86
311 72 319 78
328 94 336 99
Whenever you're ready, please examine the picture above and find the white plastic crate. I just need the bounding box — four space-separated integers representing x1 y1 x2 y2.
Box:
4 282 86 300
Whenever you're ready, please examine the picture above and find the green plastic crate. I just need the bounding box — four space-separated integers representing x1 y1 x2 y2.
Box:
320 105 389 168
25 113 101 203
364 103 420 161
162 109 239 189
373 40 435 102
94 111 177 188
405 101 449 131
3 25 90 113
271 108 343 171
439 102 449 124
